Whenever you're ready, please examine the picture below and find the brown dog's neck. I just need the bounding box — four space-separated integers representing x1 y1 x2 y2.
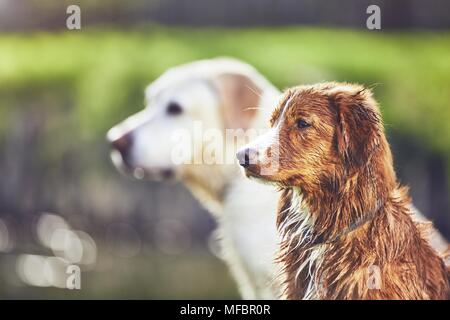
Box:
297 158 395 243
278 174 403 299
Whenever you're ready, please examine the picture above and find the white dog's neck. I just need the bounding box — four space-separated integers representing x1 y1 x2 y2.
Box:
183 163 238 215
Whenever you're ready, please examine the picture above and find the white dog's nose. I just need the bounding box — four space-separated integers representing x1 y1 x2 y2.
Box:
107 128 134 159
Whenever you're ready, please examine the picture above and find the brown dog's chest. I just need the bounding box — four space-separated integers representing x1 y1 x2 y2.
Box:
280 219 450 300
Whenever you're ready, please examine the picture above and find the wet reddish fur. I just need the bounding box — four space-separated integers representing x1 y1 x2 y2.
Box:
265 83 449 299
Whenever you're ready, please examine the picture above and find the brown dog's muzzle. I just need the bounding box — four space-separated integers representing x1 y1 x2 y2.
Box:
236 147 261 176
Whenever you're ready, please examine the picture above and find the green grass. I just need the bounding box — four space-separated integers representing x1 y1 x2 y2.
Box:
1 26 449 159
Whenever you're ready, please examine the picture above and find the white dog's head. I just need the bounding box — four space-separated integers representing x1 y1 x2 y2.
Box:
107 58 278 184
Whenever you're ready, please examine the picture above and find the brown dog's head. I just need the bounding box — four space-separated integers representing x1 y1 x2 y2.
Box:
237 82 395 191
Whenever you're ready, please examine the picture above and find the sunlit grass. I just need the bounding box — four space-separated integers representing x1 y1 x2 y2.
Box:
0 26 449 157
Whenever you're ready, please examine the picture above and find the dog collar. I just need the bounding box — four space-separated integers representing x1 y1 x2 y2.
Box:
311 199 383 247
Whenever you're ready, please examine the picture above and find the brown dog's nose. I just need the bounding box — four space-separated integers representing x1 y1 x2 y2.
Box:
110 133 133 157
236 148 258 168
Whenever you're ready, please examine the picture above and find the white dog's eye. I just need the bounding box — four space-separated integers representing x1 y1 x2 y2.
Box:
167 102 183 116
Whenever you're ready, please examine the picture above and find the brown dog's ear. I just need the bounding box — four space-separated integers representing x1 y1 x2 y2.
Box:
212 73 261 130
329 86 382 169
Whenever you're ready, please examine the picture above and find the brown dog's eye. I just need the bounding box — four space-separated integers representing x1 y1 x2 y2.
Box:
296 119 311 129
167 102 183 116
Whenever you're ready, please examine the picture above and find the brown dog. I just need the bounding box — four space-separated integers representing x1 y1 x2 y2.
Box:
237 82 449 299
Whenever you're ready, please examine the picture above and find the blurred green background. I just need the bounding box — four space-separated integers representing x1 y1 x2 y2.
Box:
0 0 449 299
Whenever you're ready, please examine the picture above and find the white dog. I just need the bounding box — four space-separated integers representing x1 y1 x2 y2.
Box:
107 58 448 299
108 58 282 299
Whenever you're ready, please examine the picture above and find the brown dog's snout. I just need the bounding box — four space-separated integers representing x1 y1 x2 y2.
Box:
236 148 258 168
110 132 133 158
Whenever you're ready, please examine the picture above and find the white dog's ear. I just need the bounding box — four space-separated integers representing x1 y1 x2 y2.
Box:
212 73 261 130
